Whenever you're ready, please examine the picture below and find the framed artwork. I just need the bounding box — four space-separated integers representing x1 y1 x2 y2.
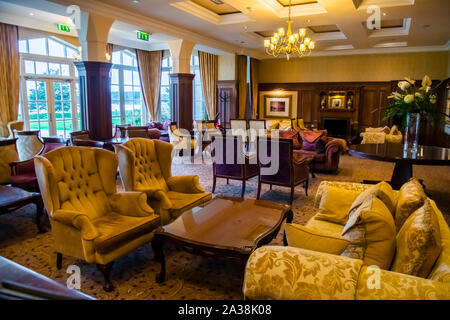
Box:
328 96 346 109
263 95 293 118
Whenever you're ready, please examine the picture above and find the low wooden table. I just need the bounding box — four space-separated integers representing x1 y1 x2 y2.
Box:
0 185 44 233
151 196 292 283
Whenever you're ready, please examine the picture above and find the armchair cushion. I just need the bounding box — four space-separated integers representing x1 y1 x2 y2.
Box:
285 223 350 255
341 196 396 270
9 171 37 189
395 178 427 232
92 212 160 254
166 191 212 213
109 192 156 217
392 199 441 278
315 187 360 225
293 149 325 163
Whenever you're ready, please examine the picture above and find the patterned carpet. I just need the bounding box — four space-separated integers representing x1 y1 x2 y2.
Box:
0 154 449 300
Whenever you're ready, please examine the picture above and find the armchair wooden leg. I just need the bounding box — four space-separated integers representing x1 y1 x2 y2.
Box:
304 179 309 196
212 175 217 193
241 180 246 198
226 178 229 184
97 262 114 292
269 184 272 190
56 252 62 270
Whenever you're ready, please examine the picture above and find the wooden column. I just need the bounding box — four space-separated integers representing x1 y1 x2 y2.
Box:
170 73 194 131
75 61 113 141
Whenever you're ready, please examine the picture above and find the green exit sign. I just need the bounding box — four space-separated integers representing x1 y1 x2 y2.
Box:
137 31 150 41
57 24 70 32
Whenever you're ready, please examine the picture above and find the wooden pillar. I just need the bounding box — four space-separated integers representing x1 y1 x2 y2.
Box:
75 61 113 141
170 73 195 131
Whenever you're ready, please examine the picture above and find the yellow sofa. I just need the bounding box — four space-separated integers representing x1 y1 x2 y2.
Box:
243 181 450 300
34 147 161 291
115 138 212 224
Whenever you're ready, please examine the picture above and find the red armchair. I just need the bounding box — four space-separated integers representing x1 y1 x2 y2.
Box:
10 137 67 192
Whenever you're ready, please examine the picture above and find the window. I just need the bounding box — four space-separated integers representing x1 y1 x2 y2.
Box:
159 52 206 122
111 49 146 126
18 37 80 138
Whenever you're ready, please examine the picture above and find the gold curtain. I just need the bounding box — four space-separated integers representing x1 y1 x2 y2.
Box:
106 43 113 59
236 55 247 119
136 49 163 121
0 23 19 137
250 58 259 119
198 51 218 120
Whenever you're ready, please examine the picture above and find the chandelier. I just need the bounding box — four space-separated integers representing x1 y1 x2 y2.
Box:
264 0 315 60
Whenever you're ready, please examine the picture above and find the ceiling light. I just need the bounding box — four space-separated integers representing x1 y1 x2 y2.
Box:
132 0 140 3
29 13 34 16
307 19 311 23
383 12 387 16
374 42 407 48
264 0 314 60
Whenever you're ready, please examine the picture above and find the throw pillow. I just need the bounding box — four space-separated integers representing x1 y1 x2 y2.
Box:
299 130 327 152
348 181 397 216
285 224 350 255
279 120 292 130
266 120 279 131
341 196 396 270
391 199 441 278
315 187 360 225
278 129 301 149
395 178 427 232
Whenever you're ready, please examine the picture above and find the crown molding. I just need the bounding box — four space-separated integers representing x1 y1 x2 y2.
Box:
354 0 415 10
260 0 327 18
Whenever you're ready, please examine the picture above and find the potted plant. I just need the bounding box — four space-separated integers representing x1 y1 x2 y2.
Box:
385 75 438 151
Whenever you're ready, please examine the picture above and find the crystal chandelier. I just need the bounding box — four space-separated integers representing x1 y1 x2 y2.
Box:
264 0 315 60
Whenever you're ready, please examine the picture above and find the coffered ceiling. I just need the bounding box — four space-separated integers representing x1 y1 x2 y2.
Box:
1 0 449 59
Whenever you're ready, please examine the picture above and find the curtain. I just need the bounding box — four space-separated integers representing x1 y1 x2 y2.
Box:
106 43 113 60
236 55 247 119
198 51 218 120
136 49 163 121
0 23 19 137
249 58 259 119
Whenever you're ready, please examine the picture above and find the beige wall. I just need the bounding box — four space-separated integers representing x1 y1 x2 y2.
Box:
218 54 235 81
259 51 449 83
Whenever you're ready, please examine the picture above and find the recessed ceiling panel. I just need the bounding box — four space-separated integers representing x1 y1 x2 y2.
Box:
309 24 340 33
191 0 240 15
277 0 319 6
380 19 405 29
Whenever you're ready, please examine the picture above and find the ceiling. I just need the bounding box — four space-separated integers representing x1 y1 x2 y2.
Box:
1 0 449 58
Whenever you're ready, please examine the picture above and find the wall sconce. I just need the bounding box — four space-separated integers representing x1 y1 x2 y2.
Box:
105 52 111 62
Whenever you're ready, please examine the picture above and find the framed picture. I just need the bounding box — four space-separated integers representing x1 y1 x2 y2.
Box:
263 95 292 118
328 96 346 109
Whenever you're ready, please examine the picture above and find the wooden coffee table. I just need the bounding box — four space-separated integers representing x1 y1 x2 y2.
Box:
0 185 44 233
151 196 293 283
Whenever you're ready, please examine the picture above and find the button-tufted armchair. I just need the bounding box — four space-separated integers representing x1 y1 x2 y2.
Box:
34 146 160 291
115 138 212 224
15 130 44 161
7 121 24 139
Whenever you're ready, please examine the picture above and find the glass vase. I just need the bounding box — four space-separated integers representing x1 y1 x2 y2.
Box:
404 113 420 152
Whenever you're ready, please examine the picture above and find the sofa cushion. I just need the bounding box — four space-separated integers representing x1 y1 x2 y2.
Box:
266 120 279 131
348 181 397 216
293 149 325 163
341 196 396 270
395 178 426 232
315 187 360 225
93 212 160 254
278 129 301 149
391 199 441 278
306 217 344 238
286 223 350 255
278 120 292 130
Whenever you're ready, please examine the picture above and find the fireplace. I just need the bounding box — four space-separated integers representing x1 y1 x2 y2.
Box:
321 118 351 140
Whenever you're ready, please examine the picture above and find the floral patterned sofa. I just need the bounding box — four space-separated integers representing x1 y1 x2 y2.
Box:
243 180 450 300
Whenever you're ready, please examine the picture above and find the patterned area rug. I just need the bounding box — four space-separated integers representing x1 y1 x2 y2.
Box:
0 155 449 300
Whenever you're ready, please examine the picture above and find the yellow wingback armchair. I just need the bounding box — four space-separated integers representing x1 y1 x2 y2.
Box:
34 146 160 291
243 181 450 300
115 138 212 225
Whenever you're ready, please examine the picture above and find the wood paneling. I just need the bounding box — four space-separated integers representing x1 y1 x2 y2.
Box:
170 73 195 131
74 61 113 141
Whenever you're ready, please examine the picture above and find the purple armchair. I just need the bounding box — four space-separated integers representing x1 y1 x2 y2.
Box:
10 137 67 192
257 137 311 204
212 134 259 198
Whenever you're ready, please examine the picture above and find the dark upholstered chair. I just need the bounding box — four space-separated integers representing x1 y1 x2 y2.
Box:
257 137 311 204
212 135 259 198
70 130 91 145
124 126 150 138
72 139 105 148
10 137 67 192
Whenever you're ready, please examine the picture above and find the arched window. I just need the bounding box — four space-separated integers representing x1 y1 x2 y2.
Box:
111 49 146 126
18 36 80 138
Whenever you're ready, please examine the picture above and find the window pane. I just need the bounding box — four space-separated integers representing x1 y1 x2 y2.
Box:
61 64 70 76
133 71 140 85
111 68 119 85
66 47 77 59
123 53 133 66
35 61 48 75
24 60 35 74
48 38 65 57
111 85 120 100
19 40 28 53
123 70 132 85
49 63 61 76
161 71 169 86
112 51 121 64
28 38 47 55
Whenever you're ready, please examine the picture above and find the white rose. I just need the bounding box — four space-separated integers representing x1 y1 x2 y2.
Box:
398 81 410 91
415 92 423 99
422 75 432 88
404 94 414 103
